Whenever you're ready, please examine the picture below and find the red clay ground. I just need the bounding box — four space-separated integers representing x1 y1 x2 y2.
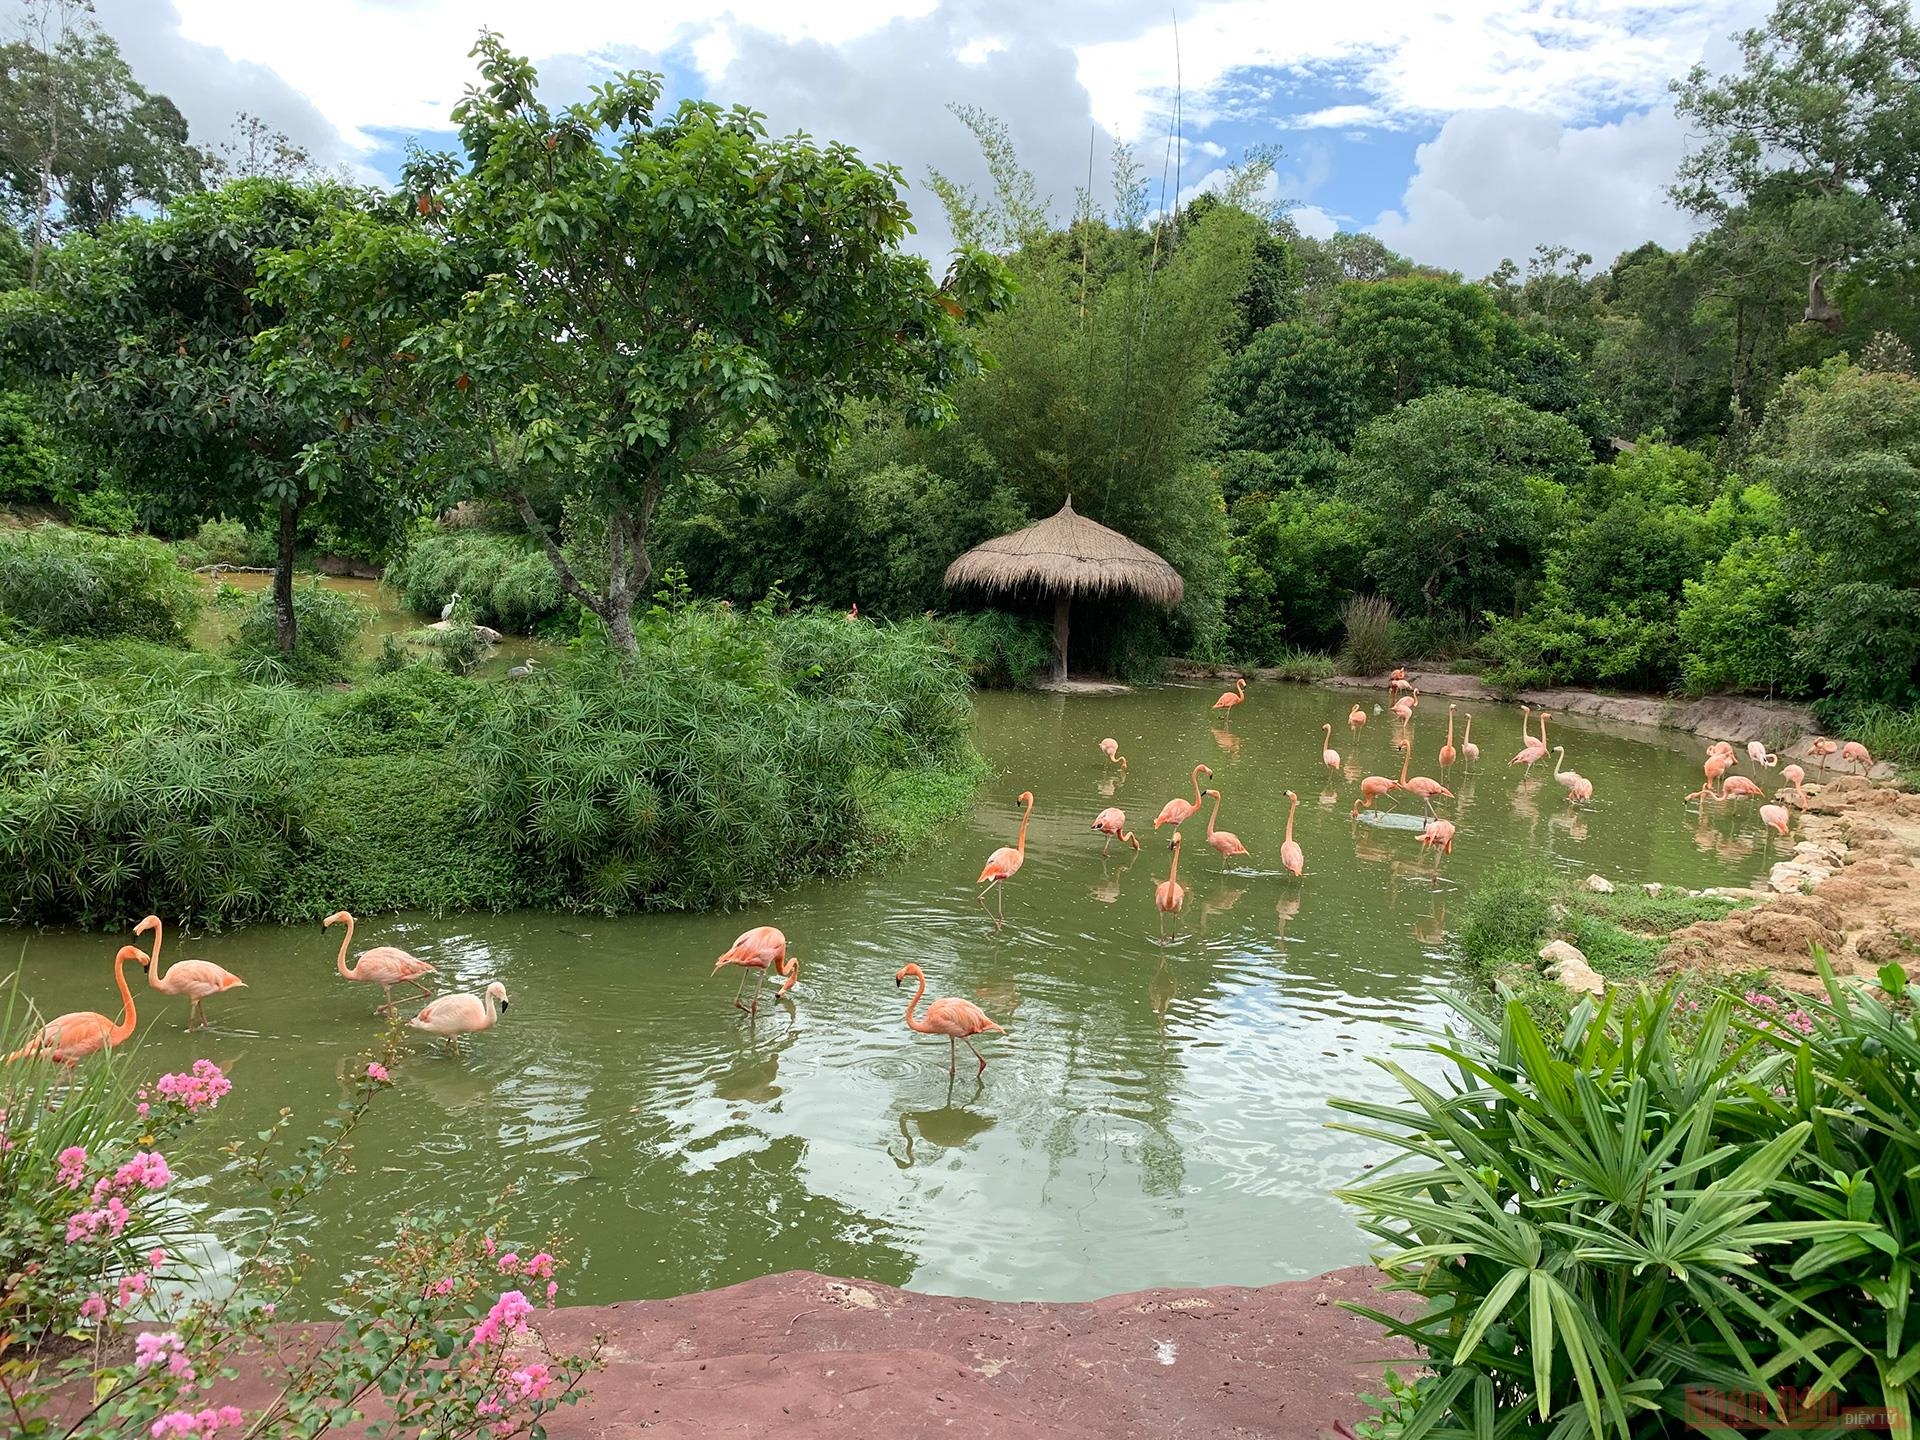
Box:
528 1264 1416 1438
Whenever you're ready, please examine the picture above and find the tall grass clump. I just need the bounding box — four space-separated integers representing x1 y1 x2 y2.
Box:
0 526 200 643
1454 863 1556 975
1338 962 1920 1440
225 581 371 684
1337 593 1396 677
1821 699 1920 769
930 611 1052 688
388 530 567 634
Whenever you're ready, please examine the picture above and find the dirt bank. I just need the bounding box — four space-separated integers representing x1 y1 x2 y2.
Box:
1657 775 1920 996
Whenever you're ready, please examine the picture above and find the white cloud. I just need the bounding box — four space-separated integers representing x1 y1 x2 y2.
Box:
1367 106 1701 276
1289 104 1388 130
1289 204 1340 240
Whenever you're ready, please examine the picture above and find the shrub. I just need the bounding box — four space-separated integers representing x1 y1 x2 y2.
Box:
0 526 200 644
387 530 567 634
931 611 1052 688
226 581 371 685
174 518 274 570
1677 532 1812 696
1224 489 1370 662
1337 594 1397 676
1454 863 1555 974
0 390 55 503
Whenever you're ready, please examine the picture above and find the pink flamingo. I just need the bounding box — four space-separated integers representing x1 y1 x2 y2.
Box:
895 963 1004 1075
1156 833 1187 935
1351 772 1398 817
712 925 799 1013
1746 740 1777 768
323 911 436 1013
133 915 244 1030
1781 763 1808 804
1280 791 1304 877
1550 747 1593 804
1320 724 1341 774
1202 789 1249 867
1841 741 1873 776
1154 764 1213 830
1098 737 1127 769
1808 738 1839 776
1461 714 1479 763
409 981 510 1052
1438 704 1458 768
1508 705 1547 771
1212 677 1247 724
977 790 1034 927
1760 804 1791 837
1685 778 1721 805
1348 704 1367 730
1419 818 1456 855
1720 775 1765 800
1392 687 1418 723
1092 807 1140 857
1397 745 1455 818
8 944 142 1064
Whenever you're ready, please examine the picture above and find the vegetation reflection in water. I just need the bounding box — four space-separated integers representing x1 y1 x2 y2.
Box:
7 684 1783 1307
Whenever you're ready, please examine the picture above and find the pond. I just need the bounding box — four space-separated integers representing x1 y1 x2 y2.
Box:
5 681 1779 1307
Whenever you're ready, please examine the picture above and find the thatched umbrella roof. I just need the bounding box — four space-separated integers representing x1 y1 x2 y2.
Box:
943 498 1183 684
942 497 1184 607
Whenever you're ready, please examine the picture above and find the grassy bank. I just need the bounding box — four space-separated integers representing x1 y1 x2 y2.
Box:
0 605 983 927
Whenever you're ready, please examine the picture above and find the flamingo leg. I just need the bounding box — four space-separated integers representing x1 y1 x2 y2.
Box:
967 1038 988 1074
748 964 771 1015
1101 837 1112 857
731 968 749 1011
948 1036 958 1076
379 984 398 1015
408 978 434 998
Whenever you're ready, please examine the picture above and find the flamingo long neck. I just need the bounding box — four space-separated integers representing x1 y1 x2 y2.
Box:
1552 746 1566 778
1446 710 1455 745
1014 796 1032 857
1398 747 1410 785
1537 714 1550 750
109 951 136 1044
1206 790 1223 837
484 991 503 1027
1168 841 1181 887
902 971 932 1034
1322 724 1331 745
1284 796 1297 846
1121 831 1139 851
1519 708 1531 744
334 917 357 979
1462 716 1473 746
1189 766 1206 805
145 919 168 986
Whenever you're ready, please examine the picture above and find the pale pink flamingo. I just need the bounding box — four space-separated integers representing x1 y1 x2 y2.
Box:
1703 742 1737 784
1348 704 1367 730
1154 764 1213 830
1685 779 1721 805
133 915 244 1030
1396 744 1455 818
1781 763 1808 804
1202 789 1249 866
1508 706 1547 772
1808 738 1839 776
1841 741 1873 776
1156 833 1187 935
1438 704 1458 768
977 789 1034 927
1280 791 1304 877
1388 666 1406 686
895 963 1004 1075
1212 677 1247 724
323 911 436 1013
1320 724 1341 774
1098 737 1127 769
1092 807 1139 857
1392 687 1418 723
1760 804 1791 837
409 981 510 1052
1550 747 1593 804
1720 775 1765 800
8 945 141 1064
712 925 799 1013
1746 740 1777 768
1419 818 1456 855
1461 714 1479 763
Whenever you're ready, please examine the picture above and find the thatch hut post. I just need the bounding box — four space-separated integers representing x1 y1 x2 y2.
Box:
942 497 1184 684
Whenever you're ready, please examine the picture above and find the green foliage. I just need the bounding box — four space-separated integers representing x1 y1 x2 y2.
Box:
0 390 55 501
931 610 1052 688
1338 967 1920 1440
1332 277 1508 414
1454 864 1557 975
226 581 370 685
1338 594 1398 677
429 613 487 676
1225 489 1370 660
1824 700 1920 768
172 517 273 569
0 525 199 642
387 529 567 634
1676 531 1811 694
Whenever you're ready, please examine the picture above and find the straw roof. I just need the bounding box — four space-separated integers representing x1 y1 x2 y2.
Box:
942 498 1184 606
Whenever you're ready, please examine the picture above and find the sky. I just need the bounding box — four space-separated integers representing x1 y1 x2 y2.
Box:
65 0 1777 278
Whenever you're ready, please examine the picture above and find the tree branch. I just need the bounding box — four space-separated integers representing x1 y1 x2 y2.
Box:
506 486 607 618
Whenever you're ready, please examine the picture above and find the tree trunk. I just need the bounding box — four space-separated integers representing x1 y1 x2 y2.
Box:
506 483 655 656
1051 594 1070 684
274 496 301 653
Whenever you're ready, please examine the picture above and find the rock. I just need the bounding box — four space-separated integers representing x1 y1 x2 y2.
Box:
1642 883 1664 896
426 618 504 645
1539 940 1605 996
1584 874 1615 894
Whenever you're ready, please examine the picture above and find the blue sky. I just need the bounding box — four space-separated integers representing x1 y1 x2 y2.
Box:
80 0 1773 276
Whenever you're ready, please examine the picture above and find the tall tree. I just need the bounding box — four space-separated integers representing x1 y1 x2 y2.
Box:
0 0 206 284
264 33 1009 653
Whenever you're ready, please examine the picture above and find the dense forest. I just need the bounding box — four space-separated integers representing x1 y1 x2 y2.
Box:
1 0 1918 735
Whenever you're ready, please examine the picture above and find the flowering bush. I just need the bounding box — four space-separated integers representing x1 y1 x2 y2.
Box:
0 1018 600 1437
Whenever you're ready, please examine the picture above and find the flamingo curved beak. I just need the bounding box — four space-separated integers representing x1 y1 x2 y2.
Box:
895 975 903 988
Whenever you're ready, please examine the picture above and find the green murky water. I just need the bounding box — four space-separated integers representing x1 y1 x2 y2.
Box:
6 683 1779 1305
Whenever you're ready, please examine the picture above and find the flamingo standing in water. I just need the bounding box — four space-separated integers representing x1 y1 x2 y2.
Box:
1320 724 1341 775
1202 789 1249 867
977 790 1034 927
1392 687 1418 723
8 945 141 1064
1351 770 1399 817
323 911 436 1013
895 963 1004 1075
1747 740 1777 768
712 925 799 1013
1098 737 1127 769
1461 714 1479 763
1212 677 1247 724
1438 704 1458 769
1550 747 1593 804
1091 807 1139 857
1842 741 1874 776
1155 833 1187 936
1280 791 1304 877
1154 764 1213 830
1348 704 1367 730
1760 804 1791 837
409 982 509 1053
1704 749 1737 785
1508 706 1547 772
132 915 244 1030
1720 775 1765 800
1808 738 1839 776
1397 745 1455 818
1781 763 1808 804
1419 818 1456 855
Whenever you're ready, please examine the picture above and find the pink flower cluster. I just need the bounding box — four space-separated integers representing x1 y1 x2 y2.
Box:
1744 989 1816 1036
468 1289 534 1351
366 1062 390 1084
153 1060 231 1113
149 1406 244 1439
56 1145 88 1189
66 1149 171 1244
135 1330 197 1383
110 1151 173 1193
66 1195 131 1243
